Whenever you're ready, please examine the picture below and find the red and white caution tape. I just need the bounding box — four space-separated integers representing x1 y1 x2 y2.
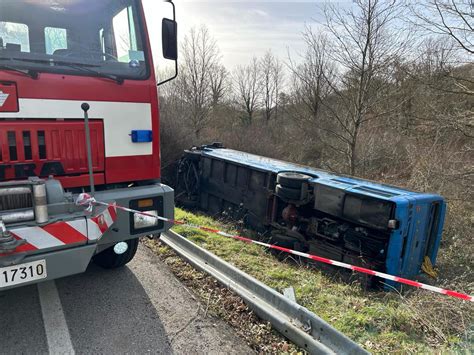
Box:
76 194 474 302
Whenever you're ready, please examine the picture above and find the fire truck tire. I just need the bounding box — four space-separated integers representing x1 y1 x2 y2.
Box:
93 238 139 269
276 184 303 201
277 172 312 189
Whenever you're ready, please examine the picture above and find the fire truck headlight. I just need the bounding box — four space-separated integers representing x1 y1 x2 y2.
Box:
134 211 159 230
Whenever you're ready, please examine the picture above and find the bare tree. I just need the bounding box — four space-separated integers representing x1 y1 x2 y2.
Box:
178 26 222 138
285 28 340 170
321 0 410 175
259 51 284 122
418 37 457 74
209 64 228 107
409 1 474 97
288 28 335 124
411 0 473 55
233 57 261 125
404 39 474 139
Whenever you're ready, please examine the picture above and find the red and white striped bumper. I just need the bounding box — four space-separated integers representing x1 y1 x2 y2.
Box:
6 206 117 255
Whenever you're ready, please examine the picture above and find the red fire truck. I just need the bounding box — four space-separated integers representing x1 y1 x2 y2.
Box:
0 0 177 290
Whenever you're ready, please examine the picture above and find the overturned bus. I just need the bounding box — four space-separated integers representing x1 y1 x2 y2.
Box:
176 144 446 287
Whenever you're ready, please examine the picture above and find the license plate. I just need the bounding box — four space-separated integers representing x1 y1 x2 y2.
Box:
0 260 47 288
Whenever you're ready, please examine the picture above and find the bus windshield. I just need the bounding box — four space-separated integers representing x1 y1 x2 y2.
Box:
0 0 148 80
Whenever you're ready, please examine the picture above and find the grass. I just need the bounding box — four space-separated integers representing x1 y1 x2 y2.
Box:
168 208 473 354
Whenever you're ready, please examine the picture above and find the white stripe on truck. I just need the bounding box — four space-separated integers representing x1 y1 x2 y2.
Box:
0 98 153 157
9 206 117 253
13 227 66 249
86 221 103 241
66 219 89 239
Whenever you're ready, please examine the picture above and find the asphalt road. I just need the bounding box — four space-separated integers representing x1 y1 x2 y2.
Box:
0 244 253 354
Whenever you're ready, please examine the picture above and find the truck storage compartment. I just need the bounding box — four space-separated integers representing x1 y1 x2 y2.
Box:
0 121 105 185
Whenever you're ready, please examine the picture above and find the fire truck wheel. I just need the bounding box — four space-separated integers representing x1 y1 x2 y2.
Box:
93 238 139 269
276 184 304 201
277 172 312 189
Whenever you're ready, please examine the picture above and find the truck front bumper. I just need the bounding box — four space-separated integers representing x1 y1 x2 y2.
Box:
93 183 174 253
0 244 96 291
0 183 174 291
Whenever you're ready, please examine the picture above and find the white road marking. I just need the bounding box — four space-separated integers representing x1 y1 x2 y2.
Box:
38 281 75 355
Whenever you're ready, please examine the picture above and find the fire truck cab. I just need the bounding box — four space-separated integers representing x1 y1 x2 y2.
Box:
0 0 176 290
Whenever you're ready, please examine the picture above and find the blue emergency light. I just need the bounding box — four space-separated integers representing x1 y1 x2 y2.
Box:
130 130 153 143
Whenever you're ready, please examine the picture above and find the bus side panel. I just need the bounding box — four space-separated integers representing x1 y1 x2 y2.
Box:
385 198 410 281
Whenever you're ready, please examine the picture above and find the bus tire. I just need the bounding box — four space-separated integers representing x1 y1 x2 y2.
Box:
276 184 304 201
277 172 312 189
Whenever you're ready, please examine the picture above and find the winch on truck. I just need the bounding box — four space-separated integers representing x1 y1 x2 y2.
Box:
176 144 447 288
0 0 178 290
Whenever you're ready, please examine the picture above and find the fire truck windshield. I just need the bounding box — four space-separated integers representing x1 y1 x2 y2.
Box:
0 0 149 81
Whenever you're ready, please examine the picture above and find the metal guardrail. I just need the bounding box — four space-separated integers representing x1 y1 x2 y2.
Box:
161 231 369 355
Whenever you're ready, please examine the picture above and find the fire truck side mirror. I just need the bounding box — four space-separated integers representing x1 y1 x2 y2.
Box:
162 18 178 61
157 1 178 86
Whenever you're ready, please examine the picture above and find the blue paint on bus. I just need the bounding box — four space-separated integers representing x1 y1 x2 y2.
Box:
201 148 446 282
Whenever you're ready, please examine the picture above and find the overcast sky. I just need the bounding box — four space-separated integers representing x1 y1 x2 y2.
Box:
178 1 313 68
174 1 352 69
